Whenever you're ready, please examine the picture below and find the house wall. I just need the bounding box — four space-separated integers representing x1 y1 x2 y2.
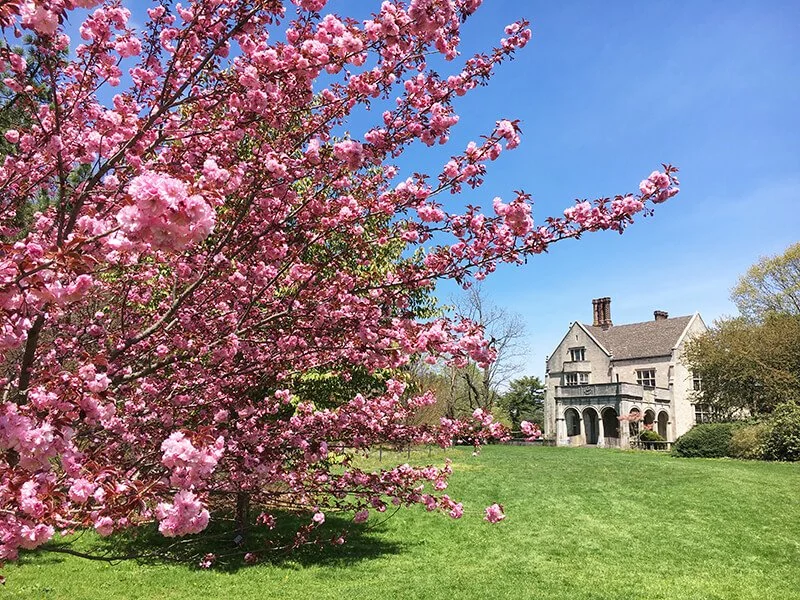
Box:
671 315 708 437
609 356 672 389
544 323 610 437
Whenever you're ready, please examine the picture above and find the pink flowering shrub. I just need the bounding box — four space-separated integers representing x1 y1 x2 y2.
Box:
0 0 678 564
520 421 542 440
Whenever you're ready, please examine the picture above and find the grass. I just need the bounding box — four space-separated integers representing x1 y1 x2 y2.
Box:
5 446 800 599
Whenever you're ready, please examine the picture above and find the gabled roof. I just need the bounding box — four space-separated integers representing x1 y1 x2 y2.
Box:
574 322 611 356
583 315 694 361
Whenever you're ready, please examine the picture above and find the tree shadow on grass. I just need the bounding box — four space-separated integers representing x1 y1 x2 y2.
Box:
33 511 411 573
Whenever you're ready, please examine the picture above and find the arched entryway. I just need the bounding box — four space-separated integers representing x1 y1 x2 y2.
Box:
644 409 656 427
628 407 641 437
601 407 619 446
657 411 669 440
582 408 599 445
565 408 581 438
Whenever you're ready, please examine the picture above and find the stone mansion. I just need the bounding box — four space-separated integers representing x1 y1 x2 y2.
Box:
544 297 707 447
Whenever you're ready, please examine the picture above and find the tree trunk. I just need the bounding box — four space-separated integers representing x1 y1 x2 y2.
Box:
235 492 250 543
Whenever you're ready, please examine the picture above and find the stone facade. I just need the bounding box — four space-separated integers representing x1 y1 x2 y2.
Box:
544 298 707 447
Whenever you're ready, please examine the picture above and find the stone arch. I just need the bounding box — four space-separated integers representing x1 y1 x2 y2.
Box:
582 407 600 445
644 409 656 426
657 410 669 440
601 406 619 439
628 407 642 437
564 407 581 437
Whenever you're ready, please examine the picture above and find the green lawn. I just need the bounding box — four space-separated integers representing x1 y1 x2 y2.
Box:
5 446 800 599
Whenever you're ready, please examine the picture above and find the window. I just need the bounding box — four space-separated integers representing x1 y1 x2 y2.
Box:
569 347 586 362
636 369 656 388
564 373 589 386
692 372 702 391
694 403 716 424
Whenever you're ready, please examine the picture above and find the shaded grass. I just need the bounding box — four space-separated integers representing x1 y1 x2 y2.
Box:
4 446 800 599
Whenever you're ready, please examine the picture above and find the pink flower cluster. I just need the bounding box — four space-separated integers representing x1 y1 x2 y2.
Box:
117 171 216 251
484 503 505 523
0 405 60 471
520 421 542 440
155 490 210 537
160 432 224 487
68 478 96 504
640 170 679 203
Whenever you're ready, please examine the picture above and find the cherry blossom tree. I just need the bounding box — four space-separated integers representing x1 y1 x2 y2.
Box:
0 0 679 566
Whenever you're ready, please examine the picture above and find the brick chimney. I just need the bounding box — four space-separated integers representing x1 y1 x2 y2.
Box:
600 297 612 328
654 310 668 321
592 297 612 328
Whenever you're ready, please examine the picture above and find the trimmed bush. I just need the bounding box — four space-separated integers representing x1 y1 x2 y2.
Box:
672 422 739 458
639 430 665 442
762 403 800 462
728 423 769 460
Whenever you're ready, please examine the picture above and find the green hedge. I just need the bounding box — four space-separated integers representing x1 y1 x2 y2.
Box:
672 422 739 458
639 429 665 442
674 404 800 461
762 403 800 462
728 422 769 460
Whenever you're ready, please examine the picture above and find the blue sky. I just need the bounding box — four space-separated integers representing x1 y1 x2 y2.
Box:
383 0 800 379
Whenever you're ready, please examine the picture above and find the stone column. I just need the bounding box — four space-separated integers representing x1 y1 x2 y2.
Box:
596 411 605 447
620 418 630 448
556 417 567 446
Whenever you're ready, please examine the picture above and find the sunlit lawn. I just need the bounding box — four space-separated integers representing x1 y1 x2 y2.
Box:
5 445 800 599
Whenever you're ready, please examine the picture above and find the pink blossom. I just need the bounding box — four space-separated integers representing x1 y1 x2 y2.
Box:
257 513 276 529
18 524 54 550
199 553 216 569
94 516 115 537
156 491 210 537
115 36 142 58
312 511 325 525
68 478 96 504
333 140 364 171
484 503 505 523
19 481 46 517
449 503 464 519
119 171 215 250
161 431 224 487
354 509 369 523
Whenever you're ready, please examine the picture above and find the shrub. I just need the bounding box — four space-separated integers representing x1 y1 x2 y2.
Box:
762 403 800 461
728 423 769 460
672 422 739 458
639 430 665 442
638 429 665 450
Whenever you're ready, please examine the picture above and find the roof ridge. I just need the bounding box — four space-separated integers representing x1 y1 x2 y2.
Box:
582 314 693 329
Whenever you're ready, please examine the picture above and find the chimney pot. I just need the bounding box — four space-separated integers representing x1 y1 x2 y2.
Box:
601 297 612 328
592 298 602 327
654 310 668 321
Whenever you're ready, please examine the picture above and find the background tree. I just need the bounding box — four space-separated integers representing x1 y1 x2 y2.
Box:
447 284 528 414
498 375 544 429
685 314 800 416
731 241 800 321
0 0 679 565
